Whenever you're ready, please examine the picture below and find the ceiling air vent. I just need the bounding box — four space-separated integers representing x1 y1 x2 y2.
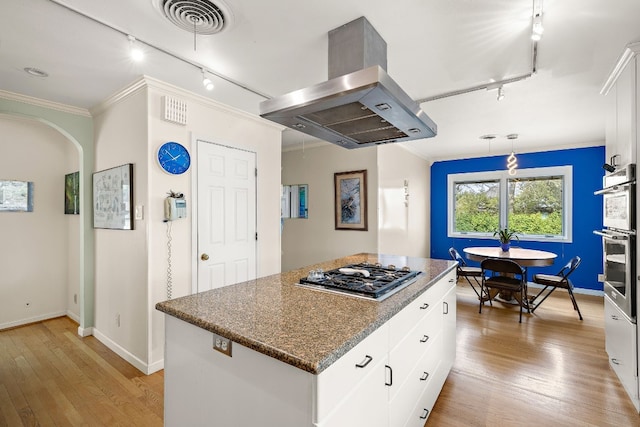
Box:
155 0 233 35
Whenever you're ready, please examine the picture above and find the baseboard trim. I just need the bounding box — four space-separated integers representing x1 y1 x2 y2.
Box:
0 310 67 331
66 310 80 324
526 282 604 297
77 326 94 337
147 359 164 374
92 328 155 375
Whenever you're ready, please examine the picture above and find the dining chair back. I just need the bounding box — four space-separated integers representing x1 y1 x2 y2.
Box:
530 256 583 320
448 247 483 298
480 258 529 322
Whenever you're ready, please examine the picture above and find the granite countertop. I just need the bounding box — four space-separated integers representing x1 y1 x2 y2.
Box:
156 253 456 374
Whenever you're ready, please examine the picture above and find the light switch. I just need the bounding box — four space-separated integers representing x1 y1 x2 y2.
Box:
135 205 144 220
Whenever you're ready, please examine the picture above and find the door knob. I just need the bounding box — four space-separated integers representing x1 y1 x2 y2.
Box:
201 253 209 261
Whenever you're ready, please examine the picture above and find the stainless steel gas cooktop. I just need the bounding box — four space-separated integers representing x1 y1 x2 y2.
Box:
298 262 421 301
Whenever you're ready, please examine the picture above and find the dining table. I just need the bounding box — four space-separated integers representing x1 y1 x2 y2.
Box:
462 246 558 306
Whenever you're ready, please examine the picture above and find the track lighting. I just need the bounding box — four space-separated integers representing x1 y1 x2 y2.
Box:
202 68 214 91
531 14 544 41
497 86 505 101
128 35 144 61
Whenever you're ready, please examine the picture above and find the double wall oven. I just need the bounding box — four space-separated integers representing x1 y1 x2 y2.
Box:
595 164 636 322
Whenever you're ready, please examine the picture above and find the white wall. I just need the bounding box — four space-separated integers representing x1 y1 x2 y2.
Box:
90 77 282 373
0 116 79 328
66 135 81 322
377 144 430 258
92 87 150 366
146 79 283 370
281 143 378 271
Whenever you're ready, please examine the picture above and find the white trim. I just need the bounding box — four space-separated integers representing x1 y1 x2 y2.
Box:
0 89 91 117
92 327 153 374
66 310 80 324
0 311 67 331
89 77 147 115
526 282 604 297
447 166 573 242
601 41 640 96
77 326 94 337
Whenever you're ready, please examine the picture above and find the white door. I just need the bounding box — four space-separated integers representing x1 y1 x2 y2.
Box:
197 140 257 292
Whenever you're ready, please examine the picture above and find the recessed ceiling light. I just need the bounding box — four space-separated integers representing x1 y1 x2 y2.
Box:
24 67 48 77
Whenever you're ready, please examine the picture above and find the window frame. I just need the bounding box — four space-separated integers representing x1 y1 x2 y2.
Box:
447 166 573 243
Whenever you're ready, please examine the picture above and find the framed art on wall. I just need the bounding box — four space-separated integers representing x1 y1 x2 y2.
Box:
0 180 34 212
334 169 368 231
93 163 133 230
64 171 79 214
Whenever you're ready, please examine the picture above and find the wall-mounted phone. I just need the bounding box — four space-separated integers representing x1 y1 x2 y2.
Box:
164 190 186 221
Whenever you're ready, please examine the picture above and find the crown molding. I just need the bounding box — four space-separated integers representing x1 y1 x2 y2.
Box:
601 41 640 96
0 89 91 117
89 76 148 116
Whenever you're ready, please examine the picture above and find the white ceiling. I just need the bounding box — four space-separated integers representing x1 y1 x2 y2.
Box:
2 0 639 162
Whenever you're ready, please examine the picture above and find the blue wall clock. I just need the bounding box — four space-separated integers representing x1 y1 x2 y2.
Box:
158 141 191 175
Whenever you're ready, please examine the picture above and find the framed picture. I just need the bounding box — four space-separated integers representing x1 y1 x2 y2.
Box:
93 163 133 230
334 170 368 231
64 171 79 214
0 180 34 212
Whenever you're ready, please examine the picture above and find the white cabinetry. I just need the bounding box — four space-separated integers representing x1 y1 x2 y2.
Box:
604 296 639 409
602 41 640 413
602 41 640 166
164 268 457 426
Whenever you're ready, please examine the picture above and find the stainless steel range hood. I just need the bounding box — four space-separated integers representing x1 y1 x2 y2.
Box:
259 17 437 149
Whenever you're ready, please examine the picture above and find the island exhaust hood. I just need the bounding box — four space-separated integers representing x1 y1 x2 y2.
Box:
259 17 437 149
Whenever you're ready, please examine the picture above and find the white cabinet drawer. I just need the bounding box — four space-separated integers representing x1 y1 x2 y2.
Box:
389 270 455 350
315 324 388 422
388 307 442 400
604 296 638 401
389 333 442 427
316 355 388 427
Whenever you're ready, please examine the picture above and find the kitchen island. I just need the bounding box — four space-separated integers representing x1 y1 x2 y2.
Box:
156 253 457 426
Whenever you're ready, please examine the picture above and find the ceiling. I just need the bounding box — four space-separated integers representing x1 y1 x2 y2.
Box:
2 0 639 162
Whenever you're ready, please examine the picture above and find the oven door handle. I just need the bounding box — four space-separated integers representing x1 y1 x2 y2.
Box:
593 230 630 240
594 182 634 195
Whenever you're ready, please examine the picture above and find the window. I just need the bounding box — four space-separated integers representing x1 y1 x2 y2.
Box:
448 166 572 242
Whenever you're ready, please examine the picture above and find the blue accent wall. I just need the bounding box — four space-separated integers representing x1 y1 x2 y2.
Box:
430 146 605 291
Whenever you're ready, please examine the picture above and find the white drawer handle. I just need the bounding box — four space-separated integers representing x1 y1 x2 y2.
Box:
443 301 449 314
420 302 429 310
420 409 429 420
420 335 429 343
611 358 621 365
355 355 373 368
420 371 429 381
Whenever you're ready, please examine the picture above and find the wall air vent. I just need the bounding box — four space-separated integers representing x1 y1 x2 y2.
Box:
154 0 234 35
162 96 187 125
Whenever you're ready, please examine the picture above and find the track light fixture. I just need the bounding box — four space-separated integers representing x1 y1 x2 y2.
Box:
202 68 214 91
497 86 505 101
128 35 144 61
531 13 544 41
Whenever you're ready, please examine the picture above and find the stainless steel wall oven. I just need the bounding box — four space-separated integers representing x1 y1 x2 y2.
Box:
595 164 636 322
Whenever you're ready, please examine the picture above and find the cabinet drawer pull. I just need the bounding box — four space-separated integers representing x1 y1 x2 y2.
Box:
420 335 429 343
449 278 455 283
420 371 429 381
611 315 619 320
355 355 373 368
419 409 430 420
385 365 393 386
611 358 621 365
420 302 429 310
443 301 449 314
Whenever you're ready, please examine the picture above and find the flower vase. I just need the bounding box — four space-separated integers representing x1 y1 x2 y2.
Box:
500 242 511 252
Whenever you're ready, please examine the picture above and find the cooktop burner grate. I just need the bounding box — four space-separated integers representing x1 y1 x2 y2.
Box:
299 263 421 300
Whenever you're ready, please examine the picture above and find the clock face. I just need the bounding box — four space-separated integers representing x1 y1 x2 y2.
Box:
158 142 191 175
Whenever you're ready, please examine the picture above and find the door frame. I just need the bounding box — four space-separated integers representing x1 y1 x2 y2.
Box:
190 135 258 294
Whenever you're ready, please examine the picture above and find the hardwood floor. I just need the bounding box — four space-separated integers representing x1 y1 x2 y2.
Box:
428 280 640 426
1 282 639 426
0 317 163 426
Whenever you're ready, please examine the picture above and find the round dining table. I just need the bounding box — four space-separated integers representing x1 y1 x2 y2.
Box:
463 246 557 267
462 246 557 306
